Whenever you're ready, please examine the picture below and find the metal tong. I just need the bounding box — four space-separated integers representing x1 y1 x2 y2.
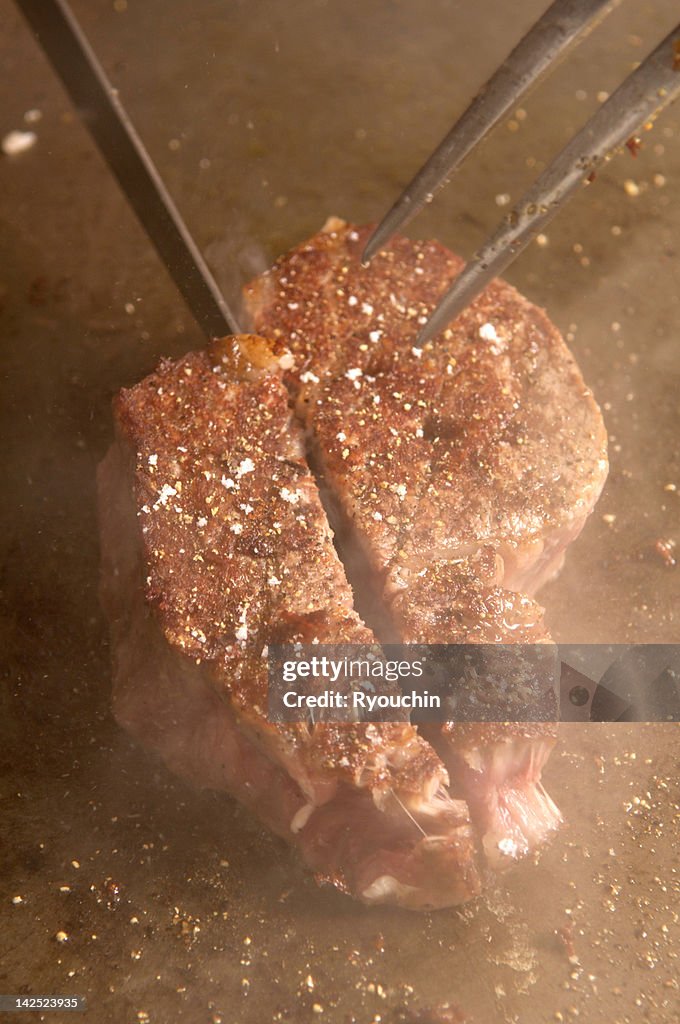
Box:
16 0 680 346
363 0 680 345
15 0 241 339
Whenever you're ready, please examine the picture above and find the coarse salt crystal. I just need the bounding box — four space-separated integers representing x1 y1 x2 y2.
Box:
235 606 248 642
236 458 255 477
221 475 236 489
336 431 347 442
346 367 362 381
148 454 158 466
369 330 382 343
230 523 243 534
280 487 301 504
197 516 208 528
348 295 358 306
299 370 320 384
479 322 499 343
361 302 374 315
154 484 177 508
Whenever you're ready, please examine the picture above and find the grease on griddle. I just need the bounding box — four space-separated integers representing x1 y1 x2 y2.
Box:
392 1001 467 1024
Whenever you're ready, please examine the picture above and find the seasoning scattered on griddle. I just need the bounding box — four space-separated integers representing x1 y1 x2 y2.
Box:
2 129 37 155
653 538 677 567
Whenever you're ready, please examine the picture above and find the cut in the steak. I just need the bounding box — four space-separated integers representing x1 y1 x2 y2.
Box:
100 220 607 907
98 335 483 909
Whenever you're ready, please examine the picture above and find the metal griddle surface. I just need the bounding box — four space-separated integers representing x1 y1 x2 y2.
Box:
1 1 678 1022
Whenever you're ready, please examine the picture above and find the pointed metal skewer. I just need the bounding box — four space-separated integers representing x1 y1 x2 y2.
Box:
362 0 621 266
14 0 241 340
414 23 680 345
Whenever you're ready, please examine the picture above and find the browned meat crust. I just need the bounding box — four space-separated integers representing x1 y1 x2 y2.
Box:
389 549 549 645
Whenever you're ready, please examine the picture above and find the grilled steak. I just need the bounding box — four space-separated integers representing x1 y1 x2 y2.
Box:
99 220 607 908
244 217 608 600
98 335 482 909
245 217 607 873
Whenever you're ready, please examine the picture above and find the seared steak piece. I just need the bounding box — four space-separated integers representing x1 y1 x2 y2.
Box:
389 553 561 865
245 218 608 600
245 218 608 867
389 549 549 645
100 221 607 906
98 335 482 909
431 722 561 870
